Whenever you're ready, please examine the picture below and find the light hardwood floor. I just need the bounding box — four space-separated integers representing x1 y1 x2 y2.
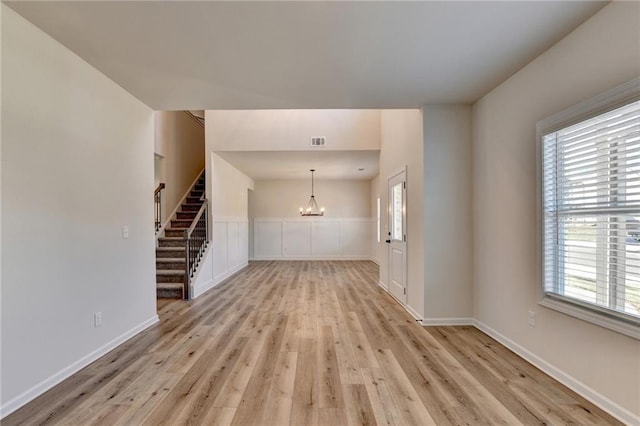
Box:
4 261 621 425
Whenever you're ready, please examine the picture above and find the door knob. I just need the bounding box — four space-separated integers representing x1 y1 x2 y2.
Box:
385 239 391 244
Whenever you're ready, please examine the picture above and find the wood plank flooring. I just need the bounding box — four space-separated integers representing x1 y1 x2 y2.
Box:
4 261 621 425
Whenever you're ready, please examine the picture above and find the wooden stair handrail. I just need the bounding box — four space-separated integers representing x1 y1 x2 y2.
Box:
154 182 165 195
184 200 207 239
154 183 166 233
183 198 208 300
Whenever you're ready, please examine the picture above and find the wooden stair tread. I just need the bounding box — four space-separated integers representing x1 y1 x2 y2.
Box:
156 283 183 290
156 172 206 299
156 269 186 275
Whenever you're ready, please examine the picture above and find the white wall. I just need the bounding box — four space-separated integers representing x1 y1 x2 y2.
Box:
205 108 381 265
1 5 157 416
250 179 371 218
193 152 254 297
422 105 473 323
472 2 640 422
210 153 254 219
379 110 425 320
206 109 380 151
249 179 372 260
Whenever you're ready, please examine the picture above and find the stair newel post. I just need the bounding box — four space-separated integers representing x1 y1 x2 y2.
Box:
184 229 190 300
204 200 209 247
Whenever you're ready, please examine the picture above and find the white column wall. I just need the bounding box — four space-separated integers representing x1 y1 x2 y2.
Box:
422 105 473 324
1 6 157 416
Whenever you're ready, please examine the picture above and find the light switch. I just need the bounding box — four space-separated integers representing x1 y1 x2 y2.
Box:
122 226 129 239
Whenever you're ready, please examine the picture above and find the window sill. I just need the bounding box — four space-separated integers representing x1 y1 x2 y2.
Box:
539 297 640 340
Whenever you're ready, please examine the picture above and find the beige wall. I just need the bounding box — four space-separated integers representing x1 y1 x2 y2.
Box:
249 179 371 219
379 109 425 319
210 153 254 219
205 109 381 151
472 2 640 420
155 111 205 224
422 105 473 321
2 5 156 414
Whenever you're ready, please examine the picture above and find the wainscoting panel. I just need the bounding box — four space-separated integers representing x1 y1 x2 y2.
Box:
192 218 249 298
341 220 371 257
212 222 229 282
253 218 372 260
283 222 312 257
311 221 341 256
255 221 283 258
227 222 240 271
239 222 249 265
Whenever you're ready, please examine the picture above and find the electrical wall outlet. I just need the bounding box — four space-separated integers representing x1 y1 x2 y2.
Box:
94 312 103 327
122 226 129 239
528 310 537 327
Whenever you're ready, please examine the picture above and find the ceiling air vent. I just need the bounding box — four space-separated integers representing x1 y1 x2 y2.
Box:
311 137 326 147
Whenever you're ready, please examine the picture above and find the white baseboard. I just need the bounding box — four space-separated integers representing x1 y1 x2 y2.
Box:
193 262 249 299
405 304 423 321
0 315 159 419
213 262 248 283
250 256 371 261
377 281 424 322
472 319 639 425
421 317 473 326
192 279 216 298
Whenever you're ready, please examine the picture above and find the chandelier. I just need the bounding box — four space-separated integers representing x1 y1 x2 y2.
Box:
299 169 324 216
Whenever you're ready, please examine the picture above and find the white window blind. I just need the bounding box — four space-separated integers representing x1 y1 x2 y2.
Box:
542 100 640 325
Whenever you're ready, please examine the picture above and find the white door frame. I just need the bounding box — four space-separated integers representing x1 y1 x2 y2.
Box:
386 167 408 305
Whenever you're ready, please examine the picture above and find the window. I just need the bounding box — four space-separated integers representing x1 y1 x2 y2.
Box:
540 78 640 339
391 182 403 241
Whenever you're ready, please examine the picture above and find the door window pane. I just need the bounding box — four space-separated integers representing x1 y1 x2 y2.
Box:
392 182 403 241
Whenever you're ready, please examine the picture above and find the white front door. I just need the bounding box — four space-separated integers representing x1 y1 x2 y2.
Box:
387 169 407 304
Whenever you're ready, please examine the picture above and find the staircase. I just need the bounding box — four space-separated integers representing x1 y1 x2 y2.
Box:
156 174 206 298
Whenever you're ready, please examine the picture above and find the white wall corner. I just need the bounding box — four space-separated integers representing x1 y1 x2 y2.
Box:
472 320 639 425
378 280 424 322
405 304 424 322
0 315 159 419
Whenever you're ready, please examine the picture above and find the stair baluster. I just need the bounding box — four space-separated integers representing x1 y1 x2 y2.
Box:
156 172 207 299
184 199 208 300
154 183 165 233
